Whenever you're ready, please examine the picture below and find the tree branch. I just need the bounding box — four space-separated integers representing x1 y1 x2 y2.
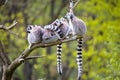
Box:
33 36 77 48
25 55 46 60
0 21 23 38
2 35 81 80
73 0 81 9
7 36 78 74
0 20 17 30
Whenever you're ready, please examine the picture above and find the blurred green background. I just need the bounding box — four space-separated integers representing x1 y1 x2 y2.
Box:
0 0 120 80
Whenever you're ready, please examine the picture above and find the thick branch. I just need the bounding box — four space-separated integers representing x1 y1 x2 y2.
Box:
7 36 78 74
4 36 81 80
33 36 77 48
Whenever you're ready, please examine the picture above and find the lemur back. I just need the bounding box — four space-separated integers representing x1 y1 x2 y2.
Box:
71 16 86 37
42 28 59 43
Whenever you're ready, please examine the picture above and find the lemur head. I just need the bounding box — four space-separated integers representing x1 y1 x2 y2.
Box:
27 25 34 33
27 25 43 34
65 9 74 20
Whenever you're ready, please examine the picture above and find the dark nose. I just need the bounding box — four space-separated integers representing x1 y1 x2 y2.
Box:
27 31 30 33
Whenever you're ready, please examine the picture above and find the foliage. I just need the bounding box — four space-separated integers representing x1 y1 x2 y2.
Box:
0 0 120 80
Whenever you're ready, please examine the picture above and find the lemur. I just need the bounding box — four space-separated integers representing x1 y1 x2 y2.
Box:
27 25 43 48
27 25 60 48
44 18 72 75
65 0 87 80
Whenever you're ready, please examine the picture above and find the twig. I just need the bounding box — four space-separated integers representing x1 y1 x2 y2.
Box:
7 30 23 38
25 55 46 60
0 21 23 38
73 0 80 8
0 20 17 30
68 0 80 10
6 20 18 30
17 56 46 63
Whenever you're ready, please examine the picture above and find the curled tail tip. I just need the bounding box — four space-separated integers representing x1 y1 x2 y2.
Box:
57 67 62 75
78 76 81 80
59 71 62 76
57 69 62 76
57 66 62 76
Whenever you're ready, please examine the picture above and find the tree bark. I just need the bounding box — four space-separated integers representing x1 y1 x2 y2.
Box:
0 61 3 80
24 61 33 80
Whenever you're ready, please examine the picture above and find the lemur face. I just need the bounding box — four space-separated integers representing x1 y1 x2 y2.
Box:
65 10 74 20
65 12 71 19
27 25 34 33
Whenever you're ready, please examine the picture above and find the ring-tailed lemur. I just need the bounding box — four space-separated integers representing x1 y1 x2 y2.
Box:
27 25 60 48
65 0 87 80
27 25 43 48
44 18 72 75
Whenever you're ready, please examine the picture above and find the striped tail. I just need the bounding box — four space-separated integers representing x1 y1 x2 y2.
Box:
53 25 63 75
77 38 83 80
44 25 63 39
57 43 62 75
54 26 63 39
45 24 63 75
